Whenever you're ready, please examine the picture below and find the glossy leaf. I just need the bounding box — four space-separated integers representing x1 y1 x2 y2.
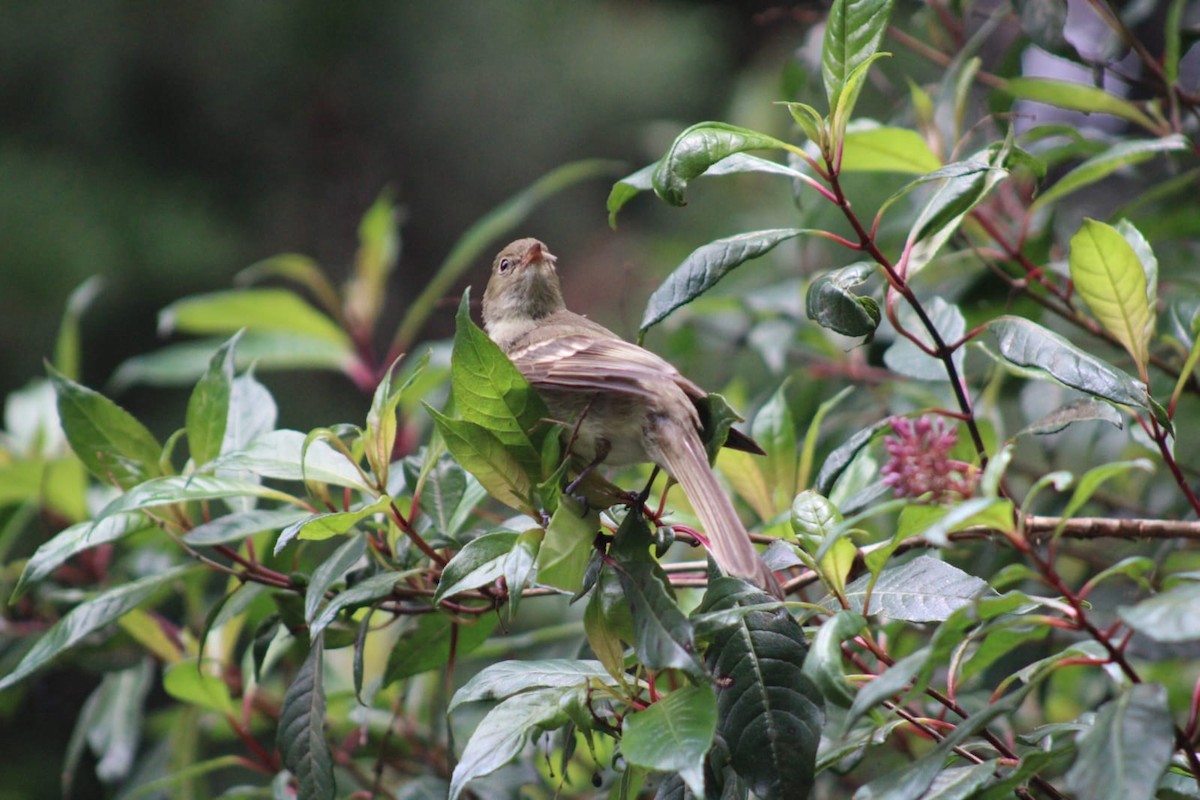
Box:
904 149 1009 273
427 407 533 514
806 262 881 338
1118 580 1200 642
641 229 811 332
840 125 940 174
537 499 595 592
186 333 238 467
449 659 619 712
54 276 102 381
815 419 891 496
1018 398 1123 436
822 0 895 111
304 535 368 623
212 429 372 491
0 566 190 692
1060 459 1153 523
309 571 402 638
1065 683 1173 800
434 530 519 602
831 53 891 137
839 556 992 621
616 559 702 674
93 475 299 525
984 316 1150 410
384 613 498 684
623 685 717 797
159 288 351 349
185 508 311 546
1069 218 1154 372
844 647 928 732
1005 77 1157 131
277 634 335 800
803 609 865 708
699 578 822 798
275 498 389 554
13 513 152 599
1034 135 1188 208
49 366 163 489
652 122 792 206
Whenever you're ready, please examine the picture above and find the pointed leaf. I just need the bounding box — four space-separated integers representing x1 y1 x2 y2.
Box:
822 0 895 110
1118 580 1200 642
277 635 335 800
1065 683 1173 800
159 289 351 349
434 530 519 603
652 123 793 206
615 558 702 674
450 659 619 712
623 685 718 797
187 333 239 467
212 429 372 491
840 125 941 174
427 406 533 514
310 571 403 638
1033 135 1188 209
1005 77 1158 131
384 613 498 684
185 508 311 546
13 513 153 599
840 556 992 622
806 262 881 338
1069 218 1154 371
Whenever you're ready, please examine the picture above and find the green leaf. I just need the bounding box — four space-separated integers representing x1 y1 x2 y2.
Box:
1033 135 1188 209
277 634 335 800
1065 683 1174 800
392 159 620 351
831 53 892 138
790 489 842 553
537 499 595 592
839 556 993 621
1118 580 1200 642
607 162 656 227
1060 459 1153 523
623 685 718 797
449 659 619 712
212 429 372 491
187 333 239 467
344 190 399 332
1018 398 1124 436
275 498 389 554
651 122 793 206
49 366 163 489
883 296 965 381
822 0 895 111
384 613 498 684
699 578 822 798
364 358 403 487
236 253 342 320
64 659 153 789
905 148 1009 273
110 332 355 390
13 513 153 600
1005 77 1158 131
983 316 1150 410
616 558 702 674
839 125 941 174
304 535 368 623
802 609 865 708
309 571 402 638
1069 218 1154 372
815 419 891 496
782 102 828 146
434 530 520 603
427 406 533 514
450 292 546 476
641 229 812 332
185 508 310 546
163 659 237 715
449 686 576 800
806 262 881 338
55 276 103 381
752 382 798 510
92 475 300 525
0 566 190 692
159 289 351 349
844 646 928 732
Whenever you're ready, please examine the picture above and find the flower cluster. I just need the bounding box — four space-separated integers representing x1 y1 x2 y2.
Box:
880 415 976 502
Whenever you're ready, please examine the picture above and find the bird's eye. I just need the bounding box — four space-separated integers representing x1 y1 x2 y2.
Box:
498 258 511 273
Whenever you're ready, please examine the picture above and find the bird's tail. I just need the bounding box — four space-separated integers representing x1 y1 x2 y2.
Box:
649 416 783 598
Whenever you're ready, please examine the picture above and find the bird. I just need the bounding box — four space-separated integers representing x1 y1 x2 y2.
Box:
481 237 782 597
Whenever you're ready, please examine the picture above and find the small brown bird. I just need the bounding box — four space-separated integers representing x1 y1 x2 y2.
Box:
482 238 781 597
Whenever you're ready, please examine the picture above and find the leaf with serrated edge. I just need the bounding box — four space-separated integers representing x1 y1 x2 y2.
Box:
277 635 335 800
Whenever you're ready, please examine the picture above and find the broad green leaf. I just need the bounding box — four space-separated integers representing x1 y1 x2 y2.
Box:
905 148 1009 273
384 613 498 684
822 0 895 111
0 566 190 692
310 571 403 638
163 659 237 715
413 452 485 539
223 370 277 454
831 53 892 138
1060 459 1153 523
277 635 334 800
1118 580 1200 642
537 499 595 592
211 429 372 491
304 535 368 623
1065 683 1173 800
803 610 865 708
607 162 656 227
117 606 184 663
1005 77 1158 131
1033 135 1188 209
839 556 993 621
186 333 238 467
882 296 965 381
450 292 546 476
427 406 533 514
275 498 389 554
93 475 300 525
1069 219 1154 372
449 686 576 800
806 262 881 338
699 578 822 797
616 559 702 674
751 382 798 511
159 289 351 349
110 332 355 390
236 253 342 320
623 685 717 797
790 489 842 553
983 316 1150 410
641 229 812 332
55 276 102 381
13 513 152 600
434 530 520 603
584 571 631 682
185 508 311 546
364 358 403 487
652 122 793 206
49 366 163 489
840 125 941 174
449 659 619 712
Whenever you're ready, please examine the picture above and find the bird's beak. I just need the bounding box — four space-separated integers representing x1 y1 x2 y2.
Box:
521 241 556 269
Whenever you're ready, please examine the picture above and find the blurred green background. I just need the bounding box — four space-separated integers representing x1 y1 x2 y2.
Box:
0 0 808 434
